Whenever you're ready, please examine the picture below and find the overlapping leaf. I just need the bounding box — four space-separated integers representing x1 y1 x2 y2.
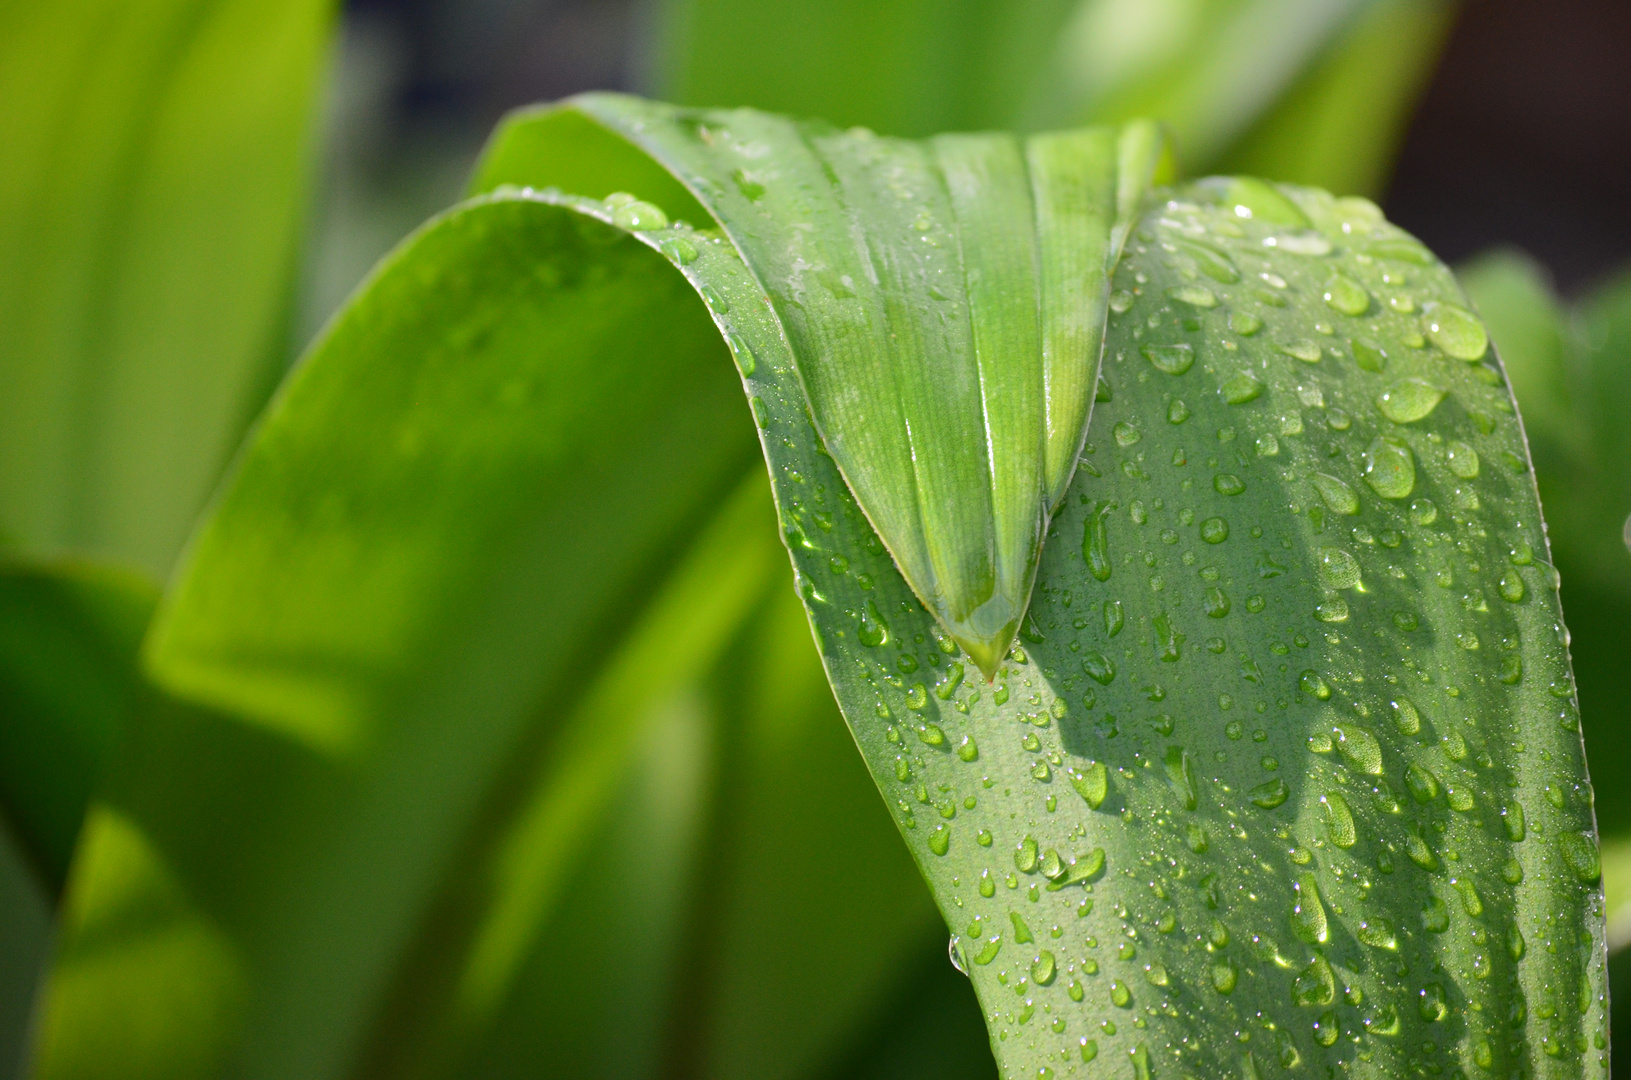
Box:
0 0 336 576
32 96 1604 1080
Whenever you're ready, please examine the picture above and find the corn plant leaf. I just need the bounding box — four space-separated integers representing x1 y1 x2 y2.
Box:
40 97 1605 1080
0 0 335 577
475 104 1604 1077
0 821 51 1080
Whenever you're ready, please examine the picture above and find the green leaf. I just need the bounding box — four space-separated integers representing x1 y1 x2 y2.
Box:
31 194 766 1077
40 96 1602 1079
0 821 52 1080
472 100 1603 1075
650 0 1082 137
481 95 1161 674
0 0 336 576
651 0 1452 188
0 559 158 892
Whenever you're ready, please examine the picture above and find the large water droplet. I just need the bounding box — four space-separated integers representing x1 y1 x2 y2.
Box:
1032 950 1057 985
1376 378 1445 423
857 601 890 646
1446 440 1480 478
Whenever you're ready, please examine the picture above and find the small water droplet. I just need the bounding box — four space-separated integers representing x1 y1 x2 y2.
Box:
1321 792 1356 847
1250 778 1289 808
1083 502 1113 581
1221 371 1264 404
1317 547 1362 590
1229 311 1262 336
1215 474 1245 496
1110 289 1135 313
1419 983 1448 1022
1323 273 1370 315
1423 303 1488 360
1376 378 1445 423
1312 473 1360 515
1561 832 1601 881
1277 339 1323 363
1357 917 1397 950
1447 440 1480 478
1165 746 1198 810
1351 337 1387 372
659 235 698 264
1363 435 1417 498
1334 725 1383 774
1114 422 1141 447
1169 284 1218 308
1143 343 1195 374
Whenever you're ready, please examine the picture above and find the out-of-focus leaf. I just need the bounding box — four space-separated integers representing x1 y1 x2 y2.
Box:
652 0 1456 201
1218 0 1458 197
808 937 996 1080
649 0 1081 137
30 194 763 1078
0 821 51 1080
0 0 335 577
660 584 942 1080
0 561 157 892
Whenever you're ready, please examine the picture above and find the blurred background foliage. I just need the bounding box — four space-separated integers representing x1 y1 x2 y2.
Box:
1 0 1628 1078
